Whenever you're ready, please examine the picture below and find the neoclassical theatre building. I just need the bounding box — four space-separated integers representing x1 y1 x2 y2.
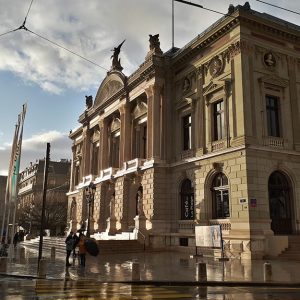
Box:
67 3 300 259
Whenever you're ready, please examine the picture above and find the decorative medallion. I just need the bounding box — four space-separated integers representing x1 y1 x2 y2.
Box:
209 56 223 78
263 52 276 67
182 77 191 94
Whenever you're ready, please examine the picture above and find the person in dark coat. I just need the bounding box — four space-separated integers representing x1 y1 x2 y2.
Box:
65 232 74 267
72 232 79 257
13 232 19 248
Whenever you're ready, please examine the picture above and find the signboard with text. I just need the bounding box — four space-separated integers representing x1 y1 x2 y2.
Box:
195 225 222 248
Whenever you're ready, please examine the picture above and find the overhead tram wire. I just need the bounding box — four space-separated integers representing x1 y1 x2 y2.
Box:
0 29 19 37
173 0 236 18
0 25 109 72
0 0 34 38
256 0 300 16
25 28 109 71
0 0 108 71
24 0 35 24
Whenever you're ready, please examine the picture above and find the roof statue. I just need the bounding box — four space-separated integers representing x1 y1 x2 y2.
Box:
110 40 125 71
146 34 162 59
85 95 93 109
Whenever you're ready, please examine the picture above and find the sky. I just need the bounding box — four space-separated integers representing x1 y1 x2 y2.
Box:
0 0 299 175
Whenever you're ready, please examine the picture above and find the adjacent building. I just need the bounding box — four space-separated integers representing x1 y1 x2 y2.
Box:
18 159 71 235
0 176 7 232
67 3 300 259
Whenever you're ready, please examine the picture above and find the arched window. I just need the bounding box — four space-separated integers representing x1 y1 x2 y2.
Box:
180 179 194 220
212 173 230 219
268 171 292 234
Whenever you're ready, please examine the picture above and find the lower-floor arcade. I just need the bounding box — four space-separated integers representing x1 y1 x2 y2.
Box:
67 148 300 259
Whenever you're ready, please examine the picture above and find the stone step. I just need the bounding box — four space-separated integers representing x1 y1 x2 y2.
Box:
21 238 145 255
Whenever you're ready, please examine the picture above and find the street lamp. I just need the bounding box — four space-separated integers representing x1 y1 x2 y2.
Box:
85 182 96 238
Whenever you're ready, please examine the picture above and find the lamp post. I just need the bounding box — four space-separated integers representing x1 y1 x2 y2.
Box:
86 182 96 238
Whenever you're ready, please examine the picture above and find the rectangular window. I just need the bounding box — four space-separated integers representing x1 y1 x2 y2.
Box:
266 95 280 137
183 114 192 150
213 100 225 141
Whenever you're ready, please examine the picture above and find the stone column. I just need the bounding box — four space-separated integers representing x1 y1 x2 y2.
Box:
145 83 163 160
287 56 300 150
69 145 76 191
99 119 109 170
119 102 131 165
82 126 91 177
97 182 108 232
196 67 205 154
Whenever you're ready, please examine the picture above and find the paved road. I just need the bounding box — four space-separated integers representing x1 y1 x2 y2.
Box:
1 278 300 299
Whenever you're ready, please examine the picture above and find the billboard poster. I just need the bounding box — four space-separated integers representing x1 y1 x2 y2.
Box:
195 225 222 248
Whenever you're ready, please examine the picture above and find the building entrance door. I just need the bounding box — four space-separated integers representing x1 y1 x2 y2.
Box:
268 171 292 235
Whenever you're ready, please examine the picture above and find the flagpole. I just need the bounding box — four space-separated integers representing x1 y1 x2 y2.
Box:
1 121 20 246
172 0 174 48
9 104 27 258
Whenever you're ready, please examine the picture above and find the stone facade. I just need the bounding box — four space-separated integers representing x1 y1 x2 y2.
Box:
67 3 300 259
18 159 71 235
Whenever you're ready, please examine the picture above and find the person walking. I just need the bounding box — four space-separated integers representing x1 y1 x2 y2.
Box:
77 233 87 267
65 232 74 267
72 232 79 258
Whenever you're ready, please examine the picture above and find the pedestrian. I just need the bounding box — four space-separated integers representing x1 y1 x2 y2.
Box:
77 233 87 267
65 232 74 267
13 232 19 248
72 232 79 258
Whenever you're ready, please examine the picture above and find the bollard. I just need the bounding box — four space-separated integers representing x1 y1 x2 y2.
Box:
37 259 47 279
132 262 140 281
0 257 8 273
197 262 207 282
263 262 272 282
50 247 56 260
19 247 25 263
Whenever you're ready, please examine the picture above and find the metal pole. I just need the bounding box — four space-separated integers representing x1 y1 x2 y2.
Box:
37 143 50 269
172 0 174 48
86 196 91 238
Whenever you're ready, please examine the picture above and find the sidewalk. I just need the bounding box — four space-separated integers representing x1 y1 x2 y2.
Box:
1 245 300 285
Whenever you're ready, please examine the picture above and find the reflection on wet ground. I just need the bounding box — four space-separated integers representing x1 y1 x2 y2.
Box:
4 248 300 283
0 279 300 299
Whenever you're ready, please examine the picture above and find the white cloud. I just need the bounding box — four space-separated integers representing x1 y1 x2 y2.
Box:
0 0 299 94
0 130 71 175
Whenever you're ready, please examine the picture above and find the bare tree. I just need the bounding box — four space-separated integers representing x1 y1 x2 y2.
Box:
17 190 67 236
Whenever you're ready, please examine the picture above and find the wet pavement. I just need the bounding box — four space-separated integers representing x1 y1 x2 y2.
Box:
1 245 300 285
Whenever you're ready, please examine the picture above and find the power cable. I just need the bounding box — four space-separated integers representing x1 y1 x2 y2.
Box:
0 0 109 71
24 0 34 24
174 0 236 18
26 28 109 71
47 181 69 192
256 0 300 16
0 29 19 38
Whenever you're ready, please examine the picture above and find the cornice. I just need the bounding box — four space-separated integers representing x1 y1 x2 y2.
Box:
239 12 300 44
172 17 240 67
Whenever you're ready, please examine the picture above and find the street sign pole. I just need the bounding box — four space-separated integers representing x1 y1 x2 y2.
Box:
37 143 50 270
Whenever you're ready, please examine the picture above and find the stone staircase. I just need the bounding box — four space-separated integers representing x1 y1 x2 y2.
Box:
21 236 145 257
278 236 300 260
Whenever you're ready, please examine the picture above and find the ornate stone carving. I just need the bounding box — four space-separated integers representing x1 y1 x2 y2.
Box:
182 77 191 94
98 80 123 104
209 56 223 78
85 95 93 109
110 40 125 71
146 34 163 58
132 100 148 120
110 116 121 133
263 51 276 68
213 162 224 172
